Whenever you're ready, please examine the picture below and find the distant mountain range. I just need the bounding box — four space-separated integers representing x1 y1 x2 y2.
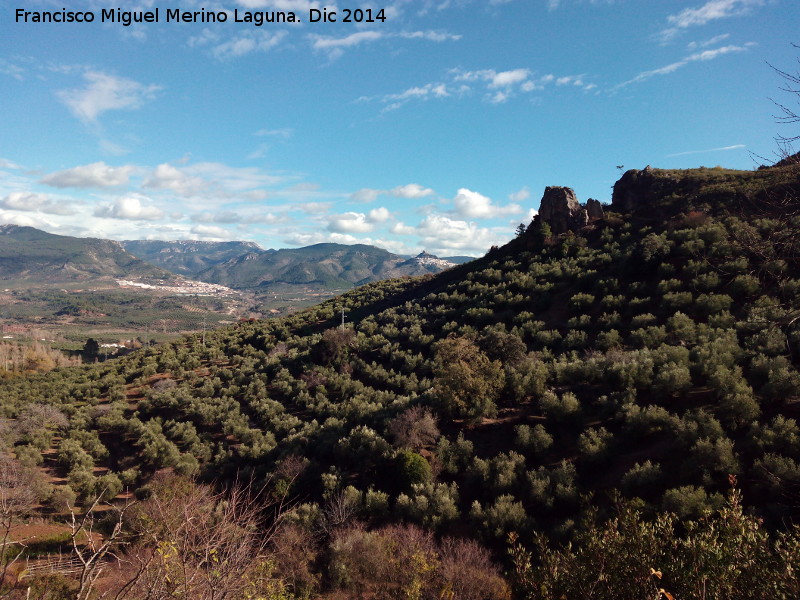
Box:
0 226 469 289
120 240 265 277
0 225 170 283
185 243 456 289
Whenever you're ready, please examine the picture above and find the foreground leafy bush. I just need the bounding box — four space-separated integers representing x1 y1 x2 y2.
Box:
510 483 800 600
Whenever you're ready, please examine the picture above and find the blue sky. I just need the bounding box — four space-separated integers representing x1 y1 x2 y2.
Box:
1 0 798 256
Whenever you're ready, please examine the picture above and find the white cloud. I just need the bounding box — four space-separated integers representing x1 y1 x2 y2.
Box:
391 183 435 198
0 59 25 81
57 71 161 124
350 183 435 202
297 202 333 214
368 207 391 223
41 162 134 188
688 33 730 50
391 222 416 235
616 44 752 88
0 211 54 229
143 162 280 200
191 211 243 224
327 212 374 233
190 224 233 239
397 31 462 42
490 69 531 87
94 194 164 221
144 163 206 196
351 188 383 203
0 192 76 216
255 127 293 138
251 212 289 224
284 231 360 246
367 66 594 110
666 143 745 157
509 187 530 203
660 0 763 41
310 31 384 59
417 214 502 253
453 188 522 219
310 29 459 59
0 159 23 170
212 30 288 60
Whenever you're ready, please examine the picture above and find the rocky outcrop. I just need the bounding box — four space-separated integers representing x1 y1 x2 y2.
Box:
538 186 588 234
586 198 604 221
611 165 660 213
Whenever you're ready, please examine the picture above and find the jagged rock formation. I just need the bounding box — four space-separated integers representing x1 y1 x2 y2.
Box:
538 186 589 234
611 165 661 213
586 198 604 221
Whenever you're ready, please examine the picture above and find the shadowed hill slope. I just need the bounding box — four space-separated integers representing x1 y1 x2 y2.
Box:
0 225 171 283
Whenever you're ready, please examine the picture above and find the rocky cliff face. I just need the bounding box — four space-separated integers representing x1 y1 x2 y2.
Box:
538 186 589 234
611 165 661 213
586 198 604 221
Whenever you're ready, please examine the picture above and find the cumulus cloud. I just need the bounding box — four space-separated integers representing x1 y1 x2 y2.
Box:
368 207 391 223
416 214 502 253
57 71 161 124
391 183 435 198
390 222 416 235
0 210 54 229
94 194 164 221
489 68 531 87
41 162 134 188
0 192 76 215
453 188 522 219
327 212 374 233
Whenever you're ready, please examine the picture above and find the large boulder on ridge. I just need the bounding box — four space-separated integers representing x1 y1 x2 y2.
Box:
538 186 588 234
611 165 660 213
586 198 604 221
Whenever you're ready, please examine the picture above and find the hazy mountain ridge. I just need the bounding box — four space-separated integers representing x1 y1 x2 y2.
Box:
122 240 462 289
0 225 171 283
194 243 457 289
121 239 269 278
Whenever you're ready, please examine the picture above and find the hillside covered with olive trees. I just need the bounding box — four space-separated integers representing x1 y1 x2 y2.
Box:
2 161 800 598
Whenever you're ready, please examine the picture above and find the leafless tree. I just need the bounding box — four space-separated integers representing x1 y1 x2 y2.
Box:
0 454 36 596
114 473 290 600
68 494 134 600
387 406 440 451
769 44 800 158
